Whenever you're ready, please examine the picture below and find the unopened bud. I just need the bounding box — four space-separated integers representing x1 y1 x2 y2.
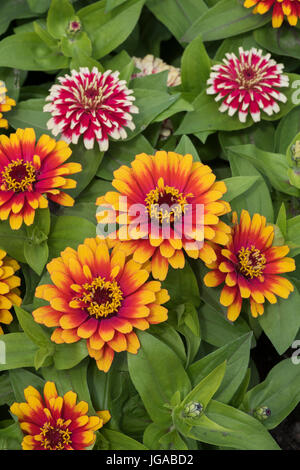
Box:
68 20 81 34
183 401 203 418
253 406 271 421
291 141 300 167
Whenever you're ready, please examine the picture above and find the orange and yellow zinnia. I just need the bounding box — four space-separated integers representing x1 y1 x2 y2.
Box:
244 0 300 28
0 128 82 230
96 151 231 281
204 210 296 321
0 249 21 334
10 381 110 450
33 237 170 372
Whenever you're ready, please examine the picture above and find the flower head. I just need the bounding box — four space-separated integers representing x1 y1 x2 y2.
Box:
207 47 289 123
96 151 231 281
10 381 109 450
204 210 295 321
0 128 81 230
0 81 16 129
132 54 181 87
244 0 300 28
33 237 170 372
0 249 21 334
44 67 138 151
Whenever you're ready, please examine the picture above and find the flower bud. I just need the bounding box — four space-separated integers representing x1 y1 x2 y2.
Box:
253 406 271 421
68 19 81 34
291 141 300 167
183 401 203 418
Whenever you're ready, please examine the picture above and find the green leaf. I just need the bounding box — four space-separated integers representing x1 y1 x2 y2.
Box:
189 399 279 449
48 215 96 258
65 141 104 198
226 145 300 197
0 0 35 35
153 95 194 122
276 203 287 238
243 359 300 430
148 323 187 365
24 240 48 275
41 360 94 411
0 333 37 371
0 374 15 406
14 306 52 349
223 176 260 202
9 368 45 402
254 24 300 60
101 429 147 450
181 34 211 96
274 107 300 154
178 361 227 412
162 264 200 308
258 283 300 355
53 341 88 370
0 220 27 263
128 331 191 425
175 135 201 162
0 423 23 450
146 0 208 42
286 216 300 257
78 0 145 59
97 134 153 180
7 98 51 139
182 0 270 43
219 120 276 154
34 346 53 370
33 21 58 48
188 334 252 404
128 87 179 140
198 303 253 349
47 0 75 39
105 0 128 12
27 0 51 13
61 32 92 58
0 32 69 71
228 153 274 222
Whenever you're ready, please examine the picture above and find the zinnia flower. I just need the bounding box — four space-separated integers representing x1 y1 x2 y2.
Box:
96 151 231 281
244 0 300 28
132 54 181 87
0 249 21 334
0 81 16 129
33 237 170 372
44 67 138 151
206 47 289 123
10 381 110 450
203 210 296 321
0 128 81 230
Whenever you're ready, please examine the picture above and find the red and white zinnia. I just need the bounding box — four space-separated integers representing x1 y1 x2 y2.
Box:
44 67 138 151
207 47 289 123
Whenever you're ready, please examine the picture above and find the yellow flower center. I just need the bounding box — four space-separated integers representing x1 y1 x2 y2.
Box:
80 276 123 318
238 246 266 279
39 419 72 450
145 177 192 224
1 159 36 192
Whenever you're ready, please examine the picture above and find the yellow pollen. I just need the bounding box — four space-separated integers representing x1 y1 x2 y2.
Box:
145 178 192 223
39 420 72 450
80 276 123 318
1 159 36 192
238 245 266 279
